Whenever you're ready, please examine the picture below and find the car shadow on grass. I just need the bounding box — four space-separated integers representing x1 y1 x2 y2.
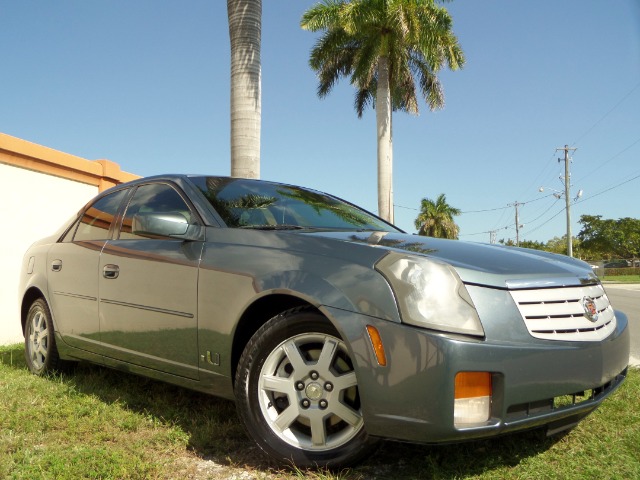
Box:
1 344 564 479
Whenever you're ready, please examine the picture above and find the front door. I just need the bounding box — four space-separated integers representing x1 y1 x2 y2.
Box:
98 182 202 379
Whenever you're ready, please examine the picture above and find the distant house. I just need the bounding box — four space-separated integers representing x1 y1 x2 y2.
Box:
0 133 138 344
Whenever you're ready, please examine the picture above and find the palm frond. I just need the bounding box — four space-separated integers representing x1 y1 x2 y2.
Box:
302 0 463 117
414 193 461 239
300 0 347 32
354 87 374 117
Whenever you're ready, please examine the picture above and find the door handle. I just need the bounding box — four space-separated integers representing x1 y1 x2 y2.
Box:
103 264 120 279
51 259 62 272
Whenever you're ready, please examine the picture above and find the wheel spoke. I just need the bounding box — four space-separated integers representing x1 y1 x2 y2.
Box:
332 371 357 391
309 412 328 446
261 374 295 395
30 346 42 367
281 340 308 374
34 312 43 331
331 401 362 427
315 337 338 376
274 403 301 432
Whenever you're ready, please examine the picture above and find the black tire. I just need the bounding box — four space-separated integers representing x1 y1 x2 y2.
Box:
234 307 378 468
24 298 69 375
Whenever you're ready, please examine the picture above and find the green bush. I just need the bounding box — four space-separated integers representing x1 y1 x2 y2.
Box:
603 267 640 276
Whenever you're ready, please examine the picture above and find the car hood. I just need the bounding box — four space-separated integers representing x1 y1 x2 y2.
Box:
300 230 598 289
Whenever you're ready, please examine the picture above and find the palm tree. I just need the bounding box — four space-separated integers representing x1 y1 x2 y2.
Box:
301 0 464 223
227 0 262 179
414 193 461 239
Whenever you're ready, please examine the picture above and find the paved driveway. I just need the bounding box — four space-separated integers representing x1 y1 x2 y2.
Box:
604 284 640 367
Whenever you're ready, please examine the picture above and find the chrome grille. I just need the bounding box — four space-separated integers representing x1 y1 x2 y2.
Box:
510 284 616 341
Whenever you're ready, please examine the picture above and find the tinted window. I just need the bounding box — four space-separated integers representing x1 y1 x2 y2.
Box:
120 183 192 240
190 177 398 232
73 189 128 242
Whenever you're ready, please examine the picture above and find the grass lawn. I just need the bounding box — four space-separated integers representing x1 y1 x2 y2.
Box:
600 274 640 283
1 343 639 479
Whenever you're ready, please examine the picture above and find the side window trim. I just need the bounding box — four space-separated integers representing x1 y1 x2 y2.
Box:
59 212 83 243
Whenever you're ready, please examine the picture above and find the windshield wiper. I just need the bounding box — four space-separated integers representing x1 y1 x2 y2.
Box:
239 224 308 230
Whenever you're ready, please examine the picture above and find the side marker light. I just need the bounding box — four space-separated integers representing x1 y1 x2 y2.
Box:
365 325 387 367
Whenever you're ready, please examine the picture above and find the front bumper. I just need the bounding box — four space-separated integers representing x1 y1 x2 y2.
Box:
324 295 630 444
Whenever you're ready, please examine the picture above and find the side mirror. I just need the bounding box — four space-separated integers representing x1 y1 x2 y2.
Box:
132 212 200 239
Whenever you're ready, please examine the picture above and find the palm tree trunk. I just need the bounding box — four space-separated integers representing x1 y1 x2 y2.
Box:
376 57 393 223
227 0 261 179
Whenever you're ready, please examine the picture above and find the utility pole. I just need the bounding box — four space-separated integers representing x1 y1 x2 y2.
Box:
557 145 577 257
509 201 523 246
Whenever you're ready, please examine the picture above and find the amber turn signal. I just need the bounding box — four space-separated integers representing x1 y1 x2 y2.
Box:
366 325 387 366
454 371 492 399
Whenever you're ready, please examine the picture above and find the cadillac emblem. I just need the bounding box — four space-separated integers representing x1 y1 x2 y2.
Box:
582 296 599 322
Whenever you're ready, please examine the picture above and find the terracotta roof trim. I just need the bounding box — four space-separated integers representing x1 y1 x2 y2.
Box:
0 132 140 191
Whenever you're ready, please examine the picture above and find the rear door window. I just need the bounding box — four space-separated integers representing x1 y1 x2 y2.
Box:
72 189 128 242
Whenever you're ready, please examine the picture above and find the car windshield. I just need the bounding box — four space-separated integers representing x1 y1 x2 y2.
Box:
189 177 399 232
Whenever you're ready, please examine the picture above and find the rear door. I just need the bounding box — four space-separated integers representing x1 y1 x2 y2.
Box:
98 182 202 379
47 189 129 350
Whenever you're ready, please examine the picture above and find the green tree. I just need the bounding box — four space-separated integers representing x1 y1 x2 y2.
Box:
543 235 582 257
498 238 516 247
301 0 464 222
517 240 546 251
227 0 261 179
414 193 461 239
578 215 640 259
616 217 640 258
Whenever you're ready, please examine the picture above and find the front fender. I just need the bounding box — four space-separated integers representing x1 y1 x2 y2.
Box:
253 265 400 323
196 241 400 391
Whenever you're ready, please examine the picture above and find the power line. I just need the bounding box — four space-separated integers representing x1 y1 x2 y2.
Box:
571 81 640 147
509 80 640 228
523 197 563 226
513 149 561 210
521 205 566 238
395 193 553 216
574 135 640 184
400 157 639 240
461 224 511 237
520 169 640 239
415 83 640 239
394 204 419 211
461 185 570 240
575 169 640 205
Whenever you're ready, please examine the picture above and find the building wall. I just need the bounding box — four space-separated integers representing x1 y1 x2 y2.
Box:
0 133 138 344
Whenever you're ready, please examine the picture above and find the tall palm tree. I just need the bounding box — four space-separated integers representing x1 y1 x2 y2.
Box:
301 0 464 223
227 0 262 179
414 193 461 239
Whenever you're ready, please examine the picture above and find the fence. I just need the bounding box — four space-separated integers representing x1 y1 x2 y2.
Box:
0 133 138 344
586 258 640 278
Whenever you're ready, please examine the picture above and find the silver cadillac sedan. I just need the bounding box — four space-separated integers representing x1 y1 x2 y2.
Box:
19 175 629 467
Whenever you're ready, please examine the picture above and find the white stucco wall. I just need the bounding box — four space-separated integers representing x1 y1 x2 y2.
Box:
0 163 98 344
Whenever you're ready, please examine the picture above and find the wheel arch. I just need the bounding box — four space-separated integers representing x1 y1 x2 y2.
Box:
230 293 321 385
229 268 369 384
20 286 47 336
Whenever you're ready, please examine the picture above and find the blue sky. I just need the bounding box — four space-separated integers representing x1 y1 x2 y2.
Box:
2 0 639 246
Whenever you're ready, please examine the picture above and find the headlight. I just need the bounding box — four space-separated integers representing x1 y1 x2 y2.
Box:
375 253 484 337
